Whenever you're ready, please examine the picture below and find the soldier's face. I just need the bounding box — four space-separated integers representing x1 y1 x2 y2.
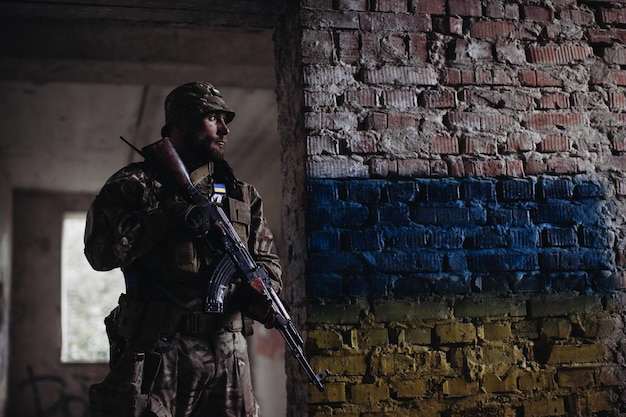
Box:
182 112 230 161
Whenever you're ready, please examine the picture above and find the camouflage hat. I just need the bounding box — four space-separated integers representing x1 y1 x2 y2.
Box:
161 82 235 136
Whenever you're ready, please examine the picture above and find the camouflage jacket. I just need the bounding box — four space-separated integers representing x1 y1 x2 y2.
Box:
84 160 282 311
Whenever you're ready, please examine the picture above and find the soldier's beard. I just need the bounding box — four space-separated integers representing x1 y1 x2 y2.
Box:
206 139 225 161
182 130 225 166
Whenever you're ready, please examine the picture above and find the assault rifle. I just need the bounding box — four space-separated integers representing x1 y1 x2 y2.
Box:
120 136 330 391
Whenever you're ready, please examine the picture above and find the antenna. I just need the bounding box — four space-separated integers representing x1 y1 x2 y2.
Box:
119 136 144 157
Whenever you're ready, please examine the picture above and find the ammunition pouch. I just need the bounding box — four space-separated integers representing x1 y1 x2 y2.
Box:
115 294 253 348
91 293 254 417
89 350 162 417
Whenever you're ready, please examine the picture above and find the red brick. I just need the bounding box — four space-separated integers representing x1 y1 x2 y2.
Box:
461 69 477 84
518 70 536 86
613 113 626 126
345 88 378 107
447 112 482 131
538 93 570 110
385 34 407 59
525 157 547 175
612 134 626 152
443 68 462 85
525 113 586 130
600 8 626 25
350 132 377 153
448 112 516 133
482 113 517 132
447 157 465 176
588 29 616 45
464 159 507 176
615 177 626 195
604 46 626 66
485 2 504 18
363 65 437 86
421 89 456 108
471 20 518 39
610 91 626 111
385 89 419 108
491 67 514 85
535 71 563 87
461 135 497 155
305 90 336 107
408 33 428 62
603 155 626 172
545 157 583 175
303 65 355 86
609 69 626 86
366 112 387 130
518 70 562 87
305 112 322 130
537 134 571 152
334 0 367 10
507 159 525 176
523 5 552 21
550 0 579 6
369 157 397 177
338 31 360 64
430 159 449 176
507 132 535 152
301 9 360 29
448 0 481 16
560 8 595 25
302 29 336 64
376 0 406 12
387 112 417 129
360 12 431 32
588 29 626 45
526 45 593 64
360 33 380 62
397 158 430 176
503 3 520 19
322 112 358 130
431 136 459 154
308 135 340 154
449 16 464 35
411 0 445 14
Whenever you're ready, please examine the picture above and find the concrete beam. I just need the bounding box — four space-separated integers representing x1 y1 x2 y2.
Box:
0 21 276 87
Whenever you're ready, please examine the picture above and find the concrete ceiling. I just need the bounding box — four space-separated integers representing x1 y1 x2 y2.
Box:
0 1 287 238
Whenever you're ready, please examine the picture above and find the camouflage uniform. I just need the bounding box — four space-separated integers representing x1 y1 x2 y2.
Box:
85 82 281 417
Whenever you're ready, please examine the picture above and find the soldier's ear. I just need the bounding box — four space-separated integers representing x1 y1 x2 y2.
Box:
169 121 185 136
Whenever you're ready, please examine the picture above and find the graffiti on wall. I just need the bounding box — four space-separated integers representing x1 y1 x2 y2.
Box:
17 365 90 417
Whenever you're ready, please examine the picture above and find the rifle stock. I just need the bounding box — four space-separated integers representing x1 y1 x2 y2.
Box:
137 137 330 391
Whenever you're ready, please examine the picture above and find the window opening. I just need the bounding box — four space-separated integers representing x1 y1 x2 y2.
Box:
61 211 125 363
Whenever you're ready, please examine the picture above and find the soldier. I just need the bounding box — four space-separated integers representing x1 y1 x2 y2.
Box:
84 81 282 417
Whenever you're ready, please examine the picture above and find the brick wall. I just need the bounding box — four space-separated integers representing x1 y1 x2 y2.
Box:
275 0 626 415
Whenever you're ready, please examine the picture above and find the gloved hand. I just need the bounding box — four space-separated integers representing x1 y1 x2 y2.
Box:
161 200 213 238
239 281 277 329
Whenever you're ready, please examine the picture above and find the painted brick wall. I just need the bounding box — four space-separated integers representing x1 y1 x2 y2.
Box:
275 0 626 415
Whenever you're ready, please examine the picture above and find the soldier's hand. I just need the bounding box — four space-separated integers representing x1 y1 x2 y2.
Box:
240 282 276 328
182 204 213 238
161 200 212 238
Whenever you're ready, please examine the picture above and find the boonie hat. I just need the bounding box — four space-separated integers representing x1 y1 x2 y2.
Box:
161 81 236 137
